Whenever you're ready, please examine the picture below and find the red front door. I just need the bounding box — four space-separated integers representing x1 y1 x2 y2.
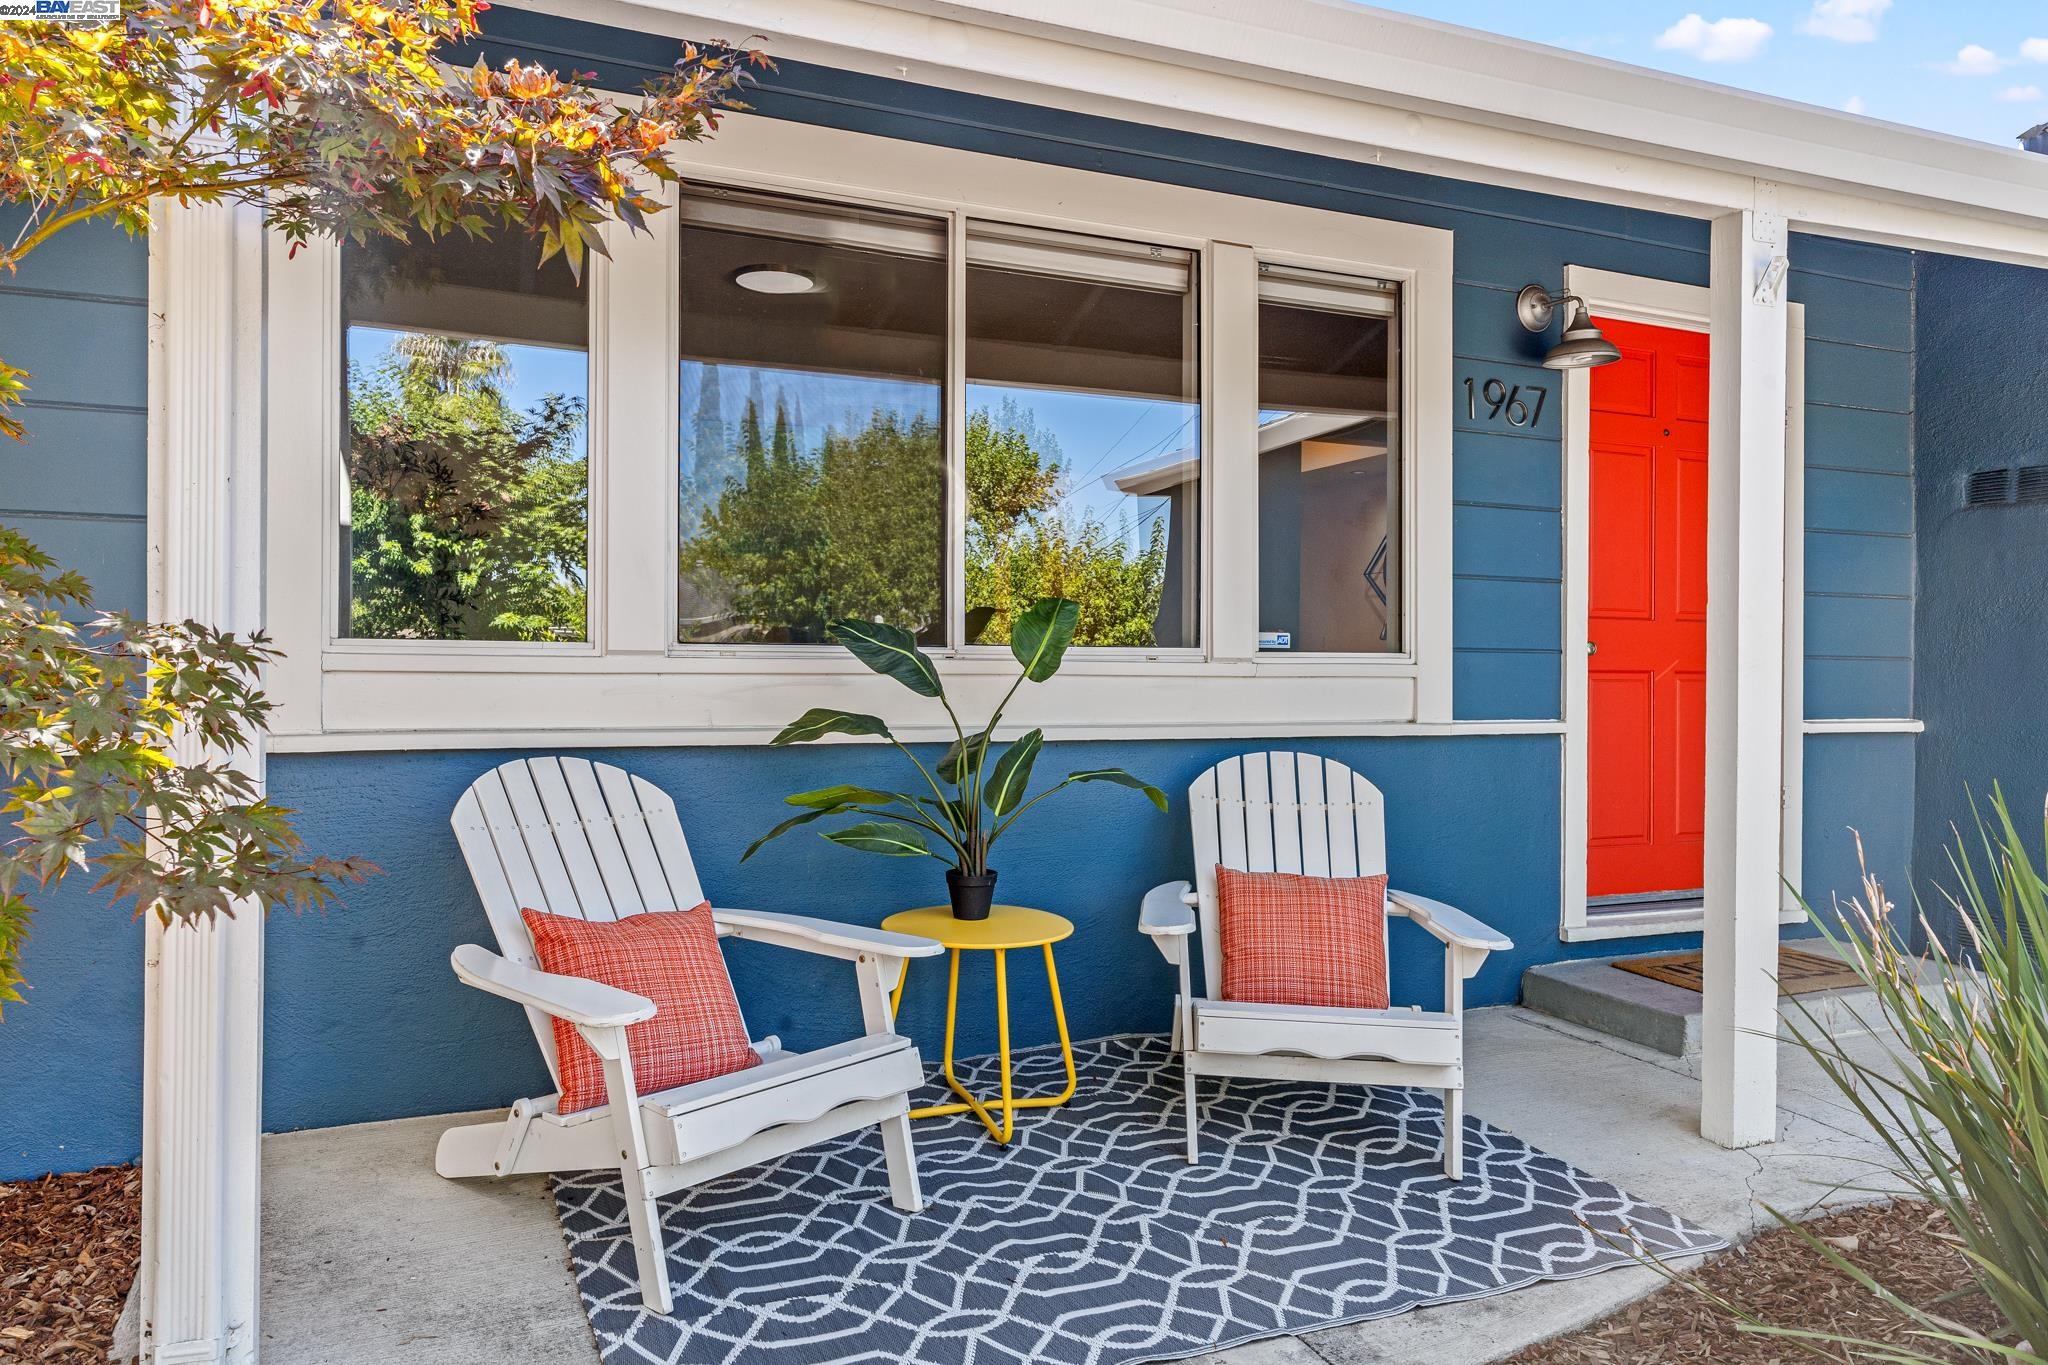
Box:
1587 317 1709 899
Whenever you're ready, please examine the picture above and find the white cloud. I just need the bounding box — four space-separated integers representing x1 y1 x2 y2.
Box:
1799 0 1890 44
1841 94 1867 114
1998 84 2044 103
1943 44 2009 76
2023 37 2048 63
1655 14 1774 62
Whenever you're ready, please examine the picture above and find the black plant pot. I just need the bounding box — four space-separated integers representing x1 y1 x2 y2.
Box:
947 868 998 921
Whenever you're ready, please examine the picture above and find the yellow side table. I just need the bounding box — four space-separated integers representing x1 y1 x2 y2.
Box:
882 904 1078 1144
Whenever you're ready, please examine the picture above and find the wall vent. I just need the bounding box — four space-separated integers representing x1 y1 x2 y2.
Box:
1966 468 2013 506
2018 465 2048 504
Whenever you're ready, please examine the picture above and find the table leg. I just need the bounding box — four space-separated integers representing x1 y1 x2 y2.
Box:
1042 943 1078 1107
906 942 1075 1143
994 949 1014 1142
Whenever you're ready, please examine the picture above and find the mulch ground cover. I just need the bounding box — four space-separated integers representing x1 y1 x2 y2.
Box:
1510 1199 2008 1363
1 1165 140 1364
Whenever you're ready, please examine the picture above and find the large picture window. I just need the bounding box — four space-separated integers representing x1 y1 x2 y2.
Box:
1255 264 1402 654
675 188 947 646
340 232 590 642
275 116 1455 743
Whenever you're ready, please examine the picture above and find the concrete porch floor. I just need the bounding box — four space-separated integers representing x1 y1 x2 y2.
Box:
256 1006 1906 1365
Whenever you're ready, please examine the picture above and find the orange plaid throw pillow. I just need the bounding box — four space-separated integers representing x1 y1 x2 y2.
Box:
1215 866 1391 1010
521 904 761 1114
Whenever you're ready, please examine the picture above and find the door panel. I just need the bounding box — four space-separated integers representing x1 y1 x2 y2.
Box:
1587 671 1653 845
1587 316 1711 899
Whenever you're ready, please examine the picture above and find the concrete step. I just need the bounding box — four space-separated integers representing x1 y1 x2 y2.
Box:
1521 948 1884 1060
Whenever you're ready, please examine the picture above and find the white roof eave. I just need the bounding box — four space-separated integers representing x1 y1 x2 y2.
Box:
564 0 2048 264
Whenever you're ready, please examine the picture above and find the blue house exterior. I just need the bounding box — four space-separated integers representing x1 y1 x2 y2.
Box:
0 0 2023 1208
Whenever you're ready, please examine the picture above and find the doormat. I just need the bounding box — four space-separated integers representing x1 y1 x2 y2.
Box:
1616 946 1863 995
552 1034 1725 1365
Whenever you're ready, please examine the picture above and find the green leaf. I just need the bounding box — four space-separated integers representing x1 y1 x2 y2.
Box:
1009 597 1081 682
822 821 933 858
785 784 903 809
938 728 991 786
742 806 842 860
1058 767 1170 811
830 619 944 698
770 708 894 746
983 729 1044 816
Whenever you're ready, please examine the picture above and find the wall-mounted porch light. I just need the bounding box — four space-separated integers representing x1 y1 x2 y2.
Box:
1515 284 1622 370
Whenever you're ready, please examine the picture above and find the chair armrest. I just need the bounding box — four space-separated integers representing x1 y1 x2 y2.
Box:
1386 889 1513 952
1140 880 1198 937
449 944 655 1029
712 907 943 961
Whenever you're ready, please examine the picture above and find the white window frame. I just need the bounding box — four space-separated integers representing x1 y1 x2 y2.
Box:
1556 266 1807 941
262 113 1455 749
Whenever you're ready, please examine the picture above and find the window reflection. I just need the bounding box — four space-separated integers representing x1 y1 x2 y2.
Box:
1255 266 1402 654
676 189 947 645
340 232 590 642
966 223 1199 649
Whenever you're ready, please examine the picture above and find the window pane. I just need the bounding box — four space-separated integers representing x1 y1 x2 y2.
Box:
340 232 589 642
965 222 1199 649
677 188 947 645
1256 267 1401 654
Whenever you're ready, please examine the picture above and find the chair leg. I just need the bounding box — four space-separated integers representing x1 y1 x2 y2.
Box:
1183 1055 1201 1163
879 1109 924 1214
617 1163 674 1314
1442 1087 1465 1181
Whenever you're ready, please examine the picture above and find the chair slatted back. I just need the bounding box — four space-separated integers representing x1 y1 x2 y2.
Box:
1188 752 1389 1000
451 757 713 1084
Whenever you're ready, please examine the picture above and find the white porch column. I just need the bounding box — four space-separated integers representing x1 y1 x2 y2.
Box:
1700 189 1791 1148
140 196 269 1363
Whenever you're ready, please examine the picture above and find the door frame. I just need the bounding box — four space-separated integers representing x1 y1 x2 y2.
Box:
1559 265 1806 941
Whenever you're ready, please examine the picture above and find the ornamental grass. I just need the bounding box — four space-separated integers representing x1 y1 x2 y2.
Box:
1741 786 2047 1362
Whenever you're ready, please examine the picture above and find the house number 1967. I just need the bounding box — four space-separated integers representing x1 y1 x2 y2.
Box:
1464 376 1548 428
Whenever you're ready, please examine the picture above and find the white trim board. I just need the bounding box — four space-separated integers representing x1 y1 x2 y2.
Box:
1805 718 1923 735
267 718 1568 755
1557 267 1807 943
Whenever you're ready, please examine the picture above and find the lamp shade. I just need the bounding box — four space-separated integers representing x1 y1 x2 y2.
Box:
1541 301 1622 370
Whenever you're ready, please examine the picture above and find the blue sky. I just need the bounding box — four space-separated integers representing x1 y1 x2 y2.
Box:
1362 0 2048 146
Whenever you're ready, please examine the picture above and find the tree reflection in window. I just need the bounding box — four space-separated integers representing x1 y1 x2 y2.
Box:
965 223 1199 650
341 232 590 642
677 189 946 645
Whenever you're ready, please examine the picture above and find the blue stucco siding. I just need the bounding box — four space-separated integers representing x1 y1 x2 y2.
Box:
267 736 1648 1132
0 208 150 1179
1912 251 2048 940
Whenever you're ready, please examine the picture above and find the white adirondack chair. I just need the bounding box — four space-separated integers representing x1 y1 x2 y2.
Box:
435 757 943 1313
1139 752 1512 1178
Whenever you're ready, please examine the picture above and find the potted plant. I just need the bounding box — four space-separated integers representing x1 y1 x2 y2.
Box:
745 597 1165 919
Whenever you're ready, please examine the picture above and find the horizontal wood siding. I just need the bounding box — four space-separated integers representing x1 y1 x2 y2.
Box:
1790 233 1916 720
0 208 150 1178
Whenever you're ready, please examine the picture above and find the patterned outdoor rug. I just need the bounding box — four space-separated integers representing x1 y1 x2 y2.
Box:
552 1034 1724 1365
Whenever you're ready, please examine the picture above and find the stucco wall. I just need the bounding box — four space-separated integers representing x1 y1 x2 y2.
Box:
1913 251 2048 939
0 208 151 1177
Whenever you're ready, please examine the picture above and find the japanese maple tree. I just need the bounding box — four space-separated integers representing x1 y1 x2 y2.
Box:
0 0 764 1007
